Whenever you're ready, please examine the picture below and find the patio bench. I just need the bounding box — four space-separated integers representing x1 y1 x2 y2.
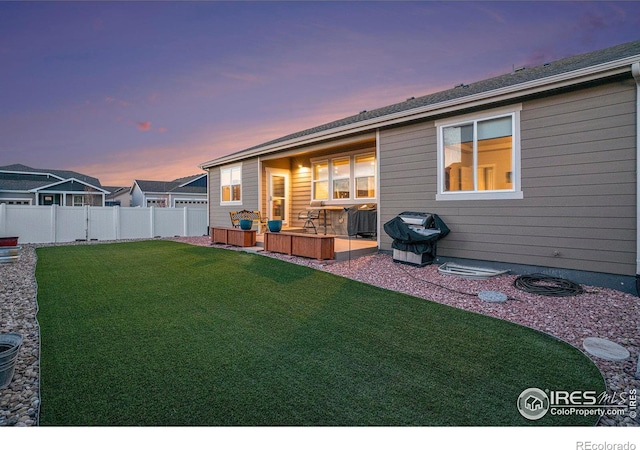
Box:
229 210 267 232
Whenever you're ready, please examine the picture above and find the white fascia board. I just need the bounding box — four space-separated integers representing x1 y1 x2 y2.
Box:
29 178 109 193
178 173 207 188
0 189 33 194
200 56 639 169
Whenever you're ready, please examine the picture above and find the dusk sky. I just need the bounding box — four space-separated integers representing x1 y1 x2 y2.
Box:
1 1 639 187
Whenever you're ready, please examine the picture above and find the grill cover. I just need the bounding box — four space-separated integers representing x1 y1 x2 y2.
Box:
383 212 450 255
347 206 377 237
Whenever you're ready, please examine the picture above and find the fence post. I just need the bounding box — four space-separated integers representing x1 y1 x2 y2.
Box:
183 207 188 237
50 205 57 243
0 203 5 236
149 206 155 238
113 206 120 240
85 205 90 240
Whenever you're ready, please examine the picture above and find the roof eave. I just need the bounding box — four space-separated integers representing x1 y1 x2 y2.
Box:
0 169 65 181
29 178 109 193
177 173 207 188
200 55 638 169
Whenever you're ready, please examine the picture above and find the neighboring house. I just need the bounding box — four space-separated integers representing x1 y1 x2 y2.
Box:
0 163 109 206
200 40 640 294
130 174 208 208
104 186 131 207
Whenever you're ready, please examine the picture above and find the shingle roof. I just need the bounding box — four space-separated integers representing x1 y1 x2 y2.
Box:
0 164 103 191
134 174 207 194
204 39 640 166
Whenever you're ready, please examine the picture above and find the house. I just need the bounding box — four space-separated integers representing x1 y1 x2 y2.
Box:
130 174 207 208
104 186 131 207
200 40 640 295
0 163 109 206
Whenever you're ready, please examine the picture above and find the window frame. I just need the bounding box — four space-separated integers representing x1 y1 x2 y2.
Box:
73 195 86 207
311 151 377 204
312 160 329 201
354 153 376 200
435 105 523 201
219 163 243 206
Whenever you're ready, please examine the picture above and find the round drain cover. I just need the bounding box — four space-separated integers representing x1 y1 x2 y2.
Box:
478 291 508 303
583 337 630 361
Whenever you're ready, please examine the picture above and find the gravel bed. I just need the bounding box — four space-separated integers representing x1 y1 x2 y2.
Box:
0 245 39 426
1 237 638 426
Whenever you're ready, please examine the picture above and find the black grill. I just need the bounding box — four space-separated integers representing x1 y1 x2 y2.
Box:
383 212 450 266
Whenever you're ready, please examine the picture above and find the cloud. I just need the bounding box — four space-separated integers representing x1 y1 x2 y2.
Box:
72 144 209 186
157 127 167 133
105 96 130 107
136 121 151 132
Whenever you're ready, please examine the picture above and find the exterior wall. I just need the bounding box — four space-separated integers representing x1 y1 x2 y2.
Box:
0 192 34 204
379 78 637 276
107 190 131 207
208 159 259 229
131 184 144 207
290 155 312 228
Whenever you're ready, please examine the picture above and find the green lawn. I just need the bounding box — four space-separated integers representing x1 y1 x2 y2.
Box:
36 240 604 426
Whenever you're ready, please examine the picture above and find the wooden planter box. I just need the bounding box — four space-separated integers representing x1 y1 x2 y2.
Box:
264 232 334 260
210 227 256 247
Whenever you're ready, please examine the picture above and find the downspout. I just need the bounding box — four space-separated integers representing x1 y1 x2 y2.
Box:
633 62 640 296
376 129 381 250
205 168 211 236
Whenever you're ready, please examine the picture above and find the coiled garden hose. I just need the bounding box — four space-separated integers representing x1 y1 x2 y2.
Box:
514 274 584 297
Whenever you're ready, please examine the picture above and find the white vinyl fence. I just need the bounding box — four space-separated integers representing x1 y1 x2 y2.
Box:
0 204 208 244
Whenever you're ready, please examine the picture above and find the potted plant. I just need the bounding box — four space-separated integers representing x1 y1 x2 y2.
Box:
239 219 253 230
267 220 282 232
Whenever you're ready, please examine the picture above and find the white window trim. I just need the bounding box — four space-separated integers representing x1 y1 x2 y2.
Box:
220 163 243 206
311 150 377 204
435 104 523 201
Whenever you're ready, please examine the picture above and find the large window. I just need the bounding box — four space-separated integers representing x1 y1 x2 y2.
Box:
436 106 522 201
332 157 350 199
355 154 376 198
220 164 242 204
312 152 376 202
312 161 328 201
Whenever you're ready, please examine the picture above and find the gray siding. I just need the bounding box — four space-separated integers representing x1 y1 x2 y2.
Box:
379 78 637 276
290 155 312 228
209 159 260 229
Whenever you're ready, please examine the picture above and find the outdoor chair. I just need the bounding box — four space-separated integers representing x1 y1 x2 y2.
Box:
297 209 319 234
